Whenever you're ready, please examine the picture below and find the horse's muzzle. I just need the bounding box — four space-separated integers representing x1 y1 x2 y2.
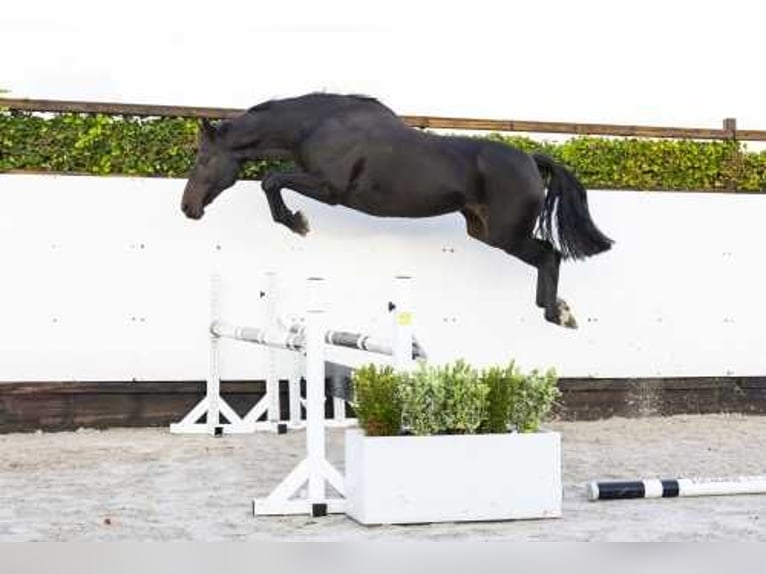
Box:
181 201 203 220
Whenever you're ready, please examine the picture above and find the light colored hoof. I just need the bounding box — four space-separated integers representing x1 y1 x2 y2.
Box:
557 299 578 329
292 211 310 236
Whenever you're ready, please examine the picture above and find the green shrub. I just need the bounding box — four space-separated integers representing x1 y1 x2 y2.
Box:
507 368 560 433
350 364 402 437
437 360 488 434
476 362 559 433
398 362 447 436
0 111 284 180
353 359 559 436
485 133 758 191
398 361 488 435
478 362 518 434
2 110 766 191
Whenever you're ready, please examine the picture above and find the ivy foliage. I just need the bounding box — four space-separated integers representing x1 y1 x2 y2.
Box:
486 134 766 192
1 110 765 191
0 111 275 180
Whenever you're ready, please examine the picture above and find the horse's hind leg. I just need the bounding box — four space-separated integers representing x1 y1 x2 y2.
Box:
493 233 576 328
463 202 572 326
472 148 577 328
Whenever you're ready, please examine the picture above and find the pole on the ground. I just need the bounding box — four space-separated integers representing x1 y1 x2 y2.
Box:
588 476 766 501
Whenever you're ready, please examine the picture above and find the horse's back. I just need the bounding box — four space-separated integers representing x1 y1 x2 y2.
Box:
288 94 543 219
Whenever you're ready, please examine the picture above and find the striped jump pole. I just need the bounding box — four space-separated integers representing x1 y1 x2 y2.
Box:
275 326 425 360
588 475 766 501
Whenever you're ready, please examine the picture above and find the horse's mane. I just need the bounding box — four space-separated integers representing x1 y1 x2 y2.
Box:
246 93 387 115
247 100 276 113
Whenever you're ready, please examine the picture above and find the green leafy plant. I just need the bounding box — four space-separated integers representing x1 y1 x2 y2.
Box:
354 359 559 437
2 110 766 191
478 362 518 434
398 362 447 436
350 364 402 437
507 368 560 433
398 360 491 435
438 360 488 434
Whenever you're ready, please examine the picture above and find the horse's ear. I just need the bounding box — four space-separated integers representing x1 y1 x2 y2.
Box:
200 118 217 140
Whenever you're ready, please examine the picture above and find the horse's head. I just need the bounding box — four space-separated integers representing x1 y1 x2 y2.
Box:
181 119 240 220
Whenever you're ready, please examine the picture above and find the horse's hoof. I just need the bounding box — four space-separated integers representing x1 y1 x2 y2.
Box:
292 211 310 236
557 299 578 329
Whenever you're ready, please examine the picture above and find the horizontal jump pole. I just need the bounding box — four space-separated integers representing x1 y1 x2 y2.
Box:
588 475 766 501
210 320 425 359
210 321 303 351
322 328 425 360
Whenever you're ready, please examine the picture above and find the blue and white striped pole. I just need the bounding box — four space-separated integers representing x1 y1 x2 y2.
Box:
588 475 766 501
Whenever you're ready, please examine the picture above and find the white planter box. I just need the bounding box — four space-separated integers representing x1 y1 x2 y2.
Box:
345 428 561 525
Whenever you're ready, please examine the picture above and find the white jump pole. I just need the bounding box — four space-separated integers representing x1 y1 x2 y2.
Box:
306 277 328 508
265 271 281 428
288 357 303 429
392 275 415 372
588 475 766 501
207 273 221 433
170 274 251 435
235 272 293 433
252 277 345 517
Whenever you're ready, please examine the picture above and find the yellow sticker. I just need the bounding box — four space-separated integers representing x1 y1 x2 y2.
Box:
397 312 412 326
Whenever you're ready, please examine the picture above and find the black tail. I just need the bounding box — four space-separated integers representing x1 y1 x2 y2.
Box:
532 153 613 260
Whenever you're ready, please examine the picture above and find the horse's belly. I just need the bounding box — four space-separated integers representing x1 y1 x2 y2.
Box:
343 184 465 218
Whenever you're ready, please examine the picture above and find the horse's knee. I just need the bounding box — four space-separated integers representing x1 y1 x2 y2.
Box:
261 174 281 194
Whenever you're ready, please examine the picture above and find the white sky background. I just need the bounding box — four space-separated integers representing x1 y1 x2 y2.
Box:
2 0 766 129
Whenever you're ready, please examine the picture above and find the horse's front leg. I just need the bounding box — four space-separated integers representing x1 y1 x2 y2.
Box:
261 171 340 236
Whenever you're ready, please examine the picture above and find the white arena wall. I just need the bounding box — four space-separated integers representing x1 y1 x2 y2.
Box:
0 173 764 382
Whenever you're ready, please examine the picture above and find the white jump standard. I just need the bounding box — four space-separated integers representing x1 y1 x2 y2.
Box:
173 274 416 516
169 274 261 436
252 276 415 517
171 274 422 436
588 475 766 501
252 277 345 516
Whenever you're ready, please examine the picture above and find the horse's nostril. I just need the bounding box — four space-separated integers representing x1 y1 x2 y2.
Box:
181 202 203 220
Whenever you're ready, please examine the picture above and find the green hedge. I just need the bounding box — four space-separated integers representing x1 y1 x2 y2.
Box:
2 110 765 191
488 134 766 192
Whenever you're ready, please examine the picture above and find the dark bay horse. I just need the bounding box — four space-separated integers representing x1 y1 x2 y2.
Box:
181 93 613 328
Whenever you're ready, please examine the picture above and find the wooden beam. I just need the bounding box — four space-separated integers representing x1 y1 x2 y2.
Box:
0 98 242 119
4 97 766 141
401 115 731 140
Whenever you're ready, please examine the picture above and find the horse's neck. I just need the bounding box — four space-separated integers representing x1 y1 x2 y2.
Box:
226 110 310 160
